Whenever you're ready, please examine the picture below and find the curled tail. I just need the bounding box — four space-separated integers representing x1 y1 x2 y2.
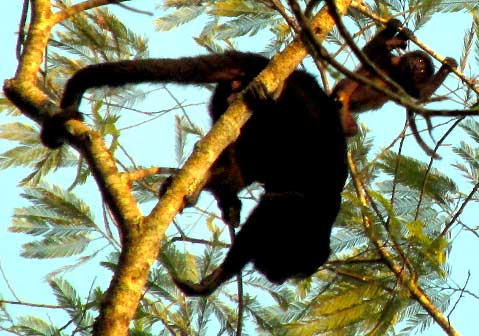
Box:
172 266 234 297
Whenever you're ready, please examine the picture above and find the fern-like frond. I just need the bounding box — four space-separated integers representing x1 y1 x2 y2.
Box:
49 277 95 333
0 123 78 185
15 183 96 228
379 150 457 205
20 235 91 258
330 228 368 254
284 281 400 335
155 6 204 31
15 316 63 336
10 183 98 258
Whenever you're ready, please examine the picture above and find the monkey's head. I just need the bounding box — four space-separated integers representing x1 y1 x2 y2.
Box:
393 50 435 97
403 51 435 82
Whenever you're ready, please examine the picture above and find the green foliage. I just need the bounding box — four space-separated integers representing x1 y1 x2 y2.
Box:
174 114 204 165
48 0 152 161
14 316 64 336
53 0 148 65
0 299 11 329
155 6 204 31
378 150 457 206
454 118 479 182
50 278 95 335
10 183 98 258
284 282 395 335
156 0 287 51
159 241 200 283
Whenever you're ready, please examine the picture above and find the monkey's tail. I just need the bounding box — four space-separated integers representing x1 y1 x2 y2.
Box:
61 51 269 110
172 266 232 297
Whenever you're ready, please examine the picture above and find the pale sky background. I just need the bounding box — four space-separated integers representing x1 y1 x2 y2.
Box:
0 1 478 335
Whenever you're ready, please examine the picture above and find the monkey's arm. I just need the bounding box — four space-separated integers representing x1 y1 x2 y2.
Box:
362 19 408 60
331 20 411 136
418 57 458 101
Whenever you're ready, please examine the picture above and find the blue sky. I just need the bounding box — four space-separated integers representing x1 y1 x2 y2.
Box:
0 1 478 335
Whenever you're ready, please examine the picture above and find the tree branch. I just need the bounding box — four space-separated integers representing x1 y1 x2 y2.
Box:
52 0 132 23
348 151 460 336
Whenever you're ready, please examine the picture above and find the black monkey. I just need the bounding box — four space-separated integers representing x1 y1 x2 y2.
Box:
332 19 457 136
41 51 348 295
176 20 457 295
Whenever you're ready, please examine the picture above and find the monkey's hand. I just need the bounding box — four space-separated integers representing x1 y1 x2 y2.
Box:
382 19 412 50
443 57 458 70
217 196 242 228
243 80 277 112
385 19 403 33
436 57 458 77
396 25 413 38
40 108 83 149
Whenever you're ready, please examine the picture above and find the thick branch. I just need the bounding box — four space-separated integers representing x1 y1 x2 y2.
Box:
3 0 54 124
4 1 145 335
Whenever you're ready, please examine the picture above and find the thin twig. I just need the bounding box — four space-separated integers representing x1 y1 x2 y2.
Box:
53 0 132 23
111 0 153 16
0 300 63 309
227 225 243 336
16 0 30 60
415 117 464 219
169 235 230 248
0 261 20 302
388 120 408 230
441 180 479 237
447 271 470 325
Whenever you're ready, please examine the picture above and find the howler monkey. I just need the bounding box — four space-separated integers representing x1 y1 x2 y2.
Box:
40 19 456 296
41 50 348 294
332 19 457 136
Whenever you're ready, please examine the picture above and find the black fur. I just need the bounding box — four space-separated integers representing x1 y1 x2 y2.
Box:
173 63 347 295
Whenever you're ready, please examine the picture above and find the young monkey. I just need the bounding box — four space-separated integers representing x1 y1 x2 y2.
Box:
332 19 457 136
